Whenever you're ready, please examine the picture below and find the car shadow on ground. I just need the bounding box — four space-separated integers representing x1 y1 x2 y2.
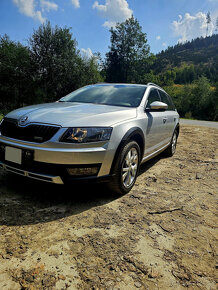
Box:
0 154 164 226
138 153 164 176
0 171 119 226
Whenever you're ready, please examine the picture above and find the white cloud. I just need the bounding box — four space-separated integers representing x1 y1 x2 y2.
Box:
162 42 167 47
34 10 45 23
81 48 94 58
40 0 58 12
172 12 214 42
93 0 133 28
13 0 35 17
71 0 80 8
211 10 218 23
156 35 161 40
13 0 46 23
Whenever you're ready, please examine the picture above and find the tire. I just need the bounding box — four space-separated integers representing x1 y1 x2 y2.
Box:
107 141 141 195
164 130 178 157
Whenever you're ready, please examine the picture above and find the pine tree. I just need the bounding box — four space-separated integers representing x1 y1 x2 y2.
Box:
216 17 218 34
206 12 211 36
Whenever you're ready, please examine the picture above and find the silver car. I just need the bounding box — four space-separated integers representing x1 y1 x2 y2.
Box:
0 83 179 194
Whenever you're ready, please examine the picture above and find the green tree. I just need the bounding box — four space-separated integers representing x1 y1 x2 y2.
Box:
211 82 218 120
29 22 84 103
77 55 103 87
160 70 176 86
0 35 32 111
142 71 160 85
164 78 217 121
164 84 193 117
29 22 102 103
192 76 213 119
105 16 154 83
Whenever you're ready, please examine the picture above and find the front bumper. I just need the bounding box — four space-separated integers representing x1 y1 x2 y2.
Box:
0 161 64 184
0 135 116 183
0 161 113 184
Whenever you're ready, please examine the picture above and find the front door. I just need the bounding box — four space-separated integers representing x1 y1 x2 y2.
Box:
142 88 167 156
158 90 176 144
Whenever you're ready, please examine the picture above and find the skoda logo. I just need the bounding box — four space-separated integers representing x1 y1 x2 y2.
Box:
19 116 29 126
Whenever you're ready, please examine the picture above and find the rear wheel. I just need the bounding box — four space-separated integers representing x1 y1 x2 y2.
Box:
108 141 141 195
165 130 178 157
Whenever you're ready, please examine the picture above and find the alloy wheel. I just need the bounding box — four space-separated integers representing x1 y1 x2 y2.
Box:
122 147 139 188
171 133 177 154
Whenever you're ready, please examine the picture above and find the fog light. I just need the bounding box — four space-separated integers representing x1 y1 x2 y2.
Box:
0 145 5 158
67 167 99 176
0 145 5 152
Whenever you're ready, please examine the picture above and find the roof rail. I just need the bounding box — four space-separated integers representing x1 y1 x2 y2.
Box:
147 82 163 90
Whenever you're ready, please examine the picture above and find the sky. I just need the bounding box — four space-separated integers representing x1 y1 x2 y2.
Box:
0 0 218 58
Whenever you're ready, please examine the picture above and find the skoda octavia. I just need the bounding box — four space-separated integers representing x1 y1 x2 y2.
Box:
0 83 179 194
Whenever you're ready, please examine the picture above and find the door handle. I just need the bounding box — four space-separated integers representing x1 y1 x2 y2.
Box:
163 117 168 123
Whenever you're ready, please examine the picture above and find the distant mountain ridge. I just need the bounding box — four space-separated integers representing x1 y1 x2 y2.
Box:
153 34 218 84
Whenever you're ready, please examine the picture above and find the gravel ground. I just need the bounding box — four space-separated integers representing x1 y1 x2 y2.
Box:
0 125 217 289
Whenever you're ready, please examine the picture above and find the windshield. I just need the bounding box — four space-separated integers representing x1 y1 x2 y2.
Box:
60 84 147 108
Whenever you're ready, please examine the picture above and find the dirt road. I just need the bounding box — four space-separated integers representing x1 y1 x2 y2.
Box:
0 125 217 289
180 119 218 129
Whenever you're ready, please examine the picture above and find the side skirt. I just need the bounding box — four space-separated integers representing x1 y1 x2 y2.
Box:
141 142 170 164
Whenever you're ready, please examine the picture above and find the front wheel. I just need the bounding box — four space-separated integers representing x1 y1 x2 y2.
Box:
108 141 141 195
164 130 178 157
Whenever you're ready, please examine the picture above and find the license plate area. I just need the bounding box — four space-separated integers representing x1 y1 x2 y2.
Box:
5 146 22 164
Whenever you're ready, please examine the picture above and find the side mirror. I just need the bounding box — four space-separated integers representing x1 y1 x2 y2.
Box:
147 101 168 111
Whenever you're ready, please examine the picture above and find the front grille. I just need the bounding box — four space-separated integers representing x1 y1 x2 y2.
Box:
0 118 60 143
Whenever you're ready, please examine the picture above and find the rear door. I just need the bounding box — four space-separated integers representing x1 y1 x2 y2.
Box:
158 90 176 144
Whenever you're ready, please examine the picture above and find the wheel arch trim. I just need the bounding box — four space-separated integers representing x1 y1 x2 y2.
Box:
109 127 145 175
175 123 180 136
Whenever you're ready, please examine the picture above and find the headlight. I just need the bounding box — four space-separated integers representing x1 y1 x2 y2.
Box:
0 118 4 132
0 118 4 126
60 127 113 143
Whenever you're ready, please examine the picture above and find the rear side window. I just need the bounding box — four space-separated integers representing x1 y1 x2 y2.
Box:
146 89 160 108
158 90 175 111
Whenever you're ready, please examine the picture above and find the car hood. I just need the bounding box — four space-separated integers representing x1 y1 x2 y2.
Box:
6 102 137 127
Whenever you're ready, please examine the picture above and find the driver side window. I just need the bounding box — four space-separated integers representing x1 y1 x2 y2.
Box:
146 89 160 108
